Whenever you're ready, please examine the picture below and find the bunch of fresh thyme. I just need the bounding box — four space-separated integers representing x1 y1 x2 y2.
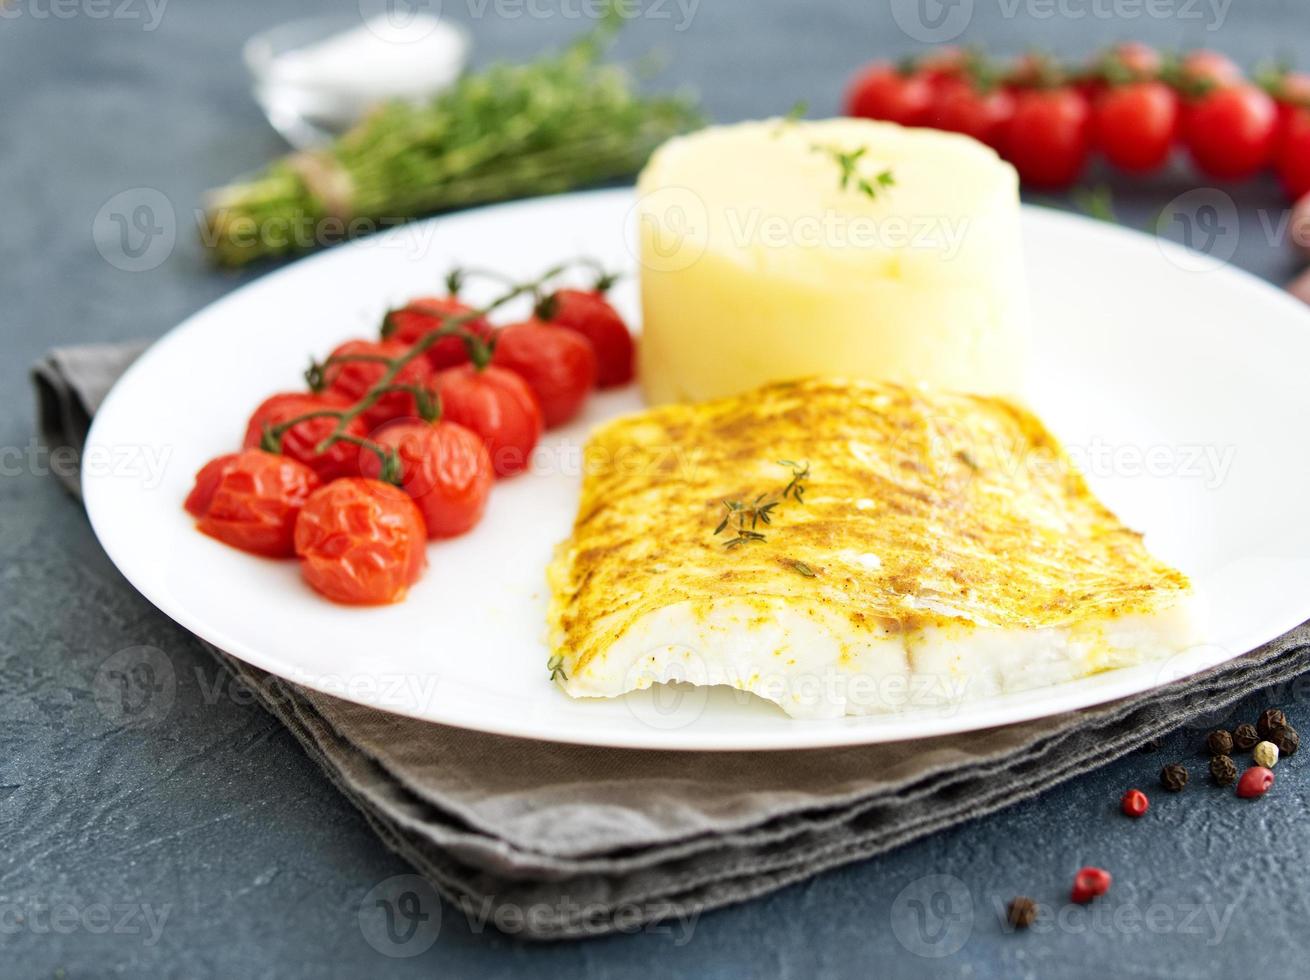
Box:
201 10 702 266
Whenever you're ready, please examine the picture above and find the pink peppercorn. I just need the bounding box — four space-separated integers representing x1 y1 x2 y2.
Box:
1120 789 1149 818
1071 867 1112 904
1236 766 1275 799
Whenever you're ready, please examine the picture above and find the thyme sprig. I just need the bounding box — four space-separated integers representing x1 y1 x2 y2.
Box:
777 459 810 503
810 144 895 201
262 258 603 483
714 460 811 550
547 655 568 682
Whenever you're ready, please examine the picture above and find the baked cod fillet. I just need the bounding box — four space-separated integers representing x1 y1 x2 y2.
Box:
547 379 1196 719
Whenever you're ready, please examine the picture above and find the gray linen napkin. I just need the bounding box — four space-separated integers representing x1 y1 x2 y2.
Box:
34 342 1310 941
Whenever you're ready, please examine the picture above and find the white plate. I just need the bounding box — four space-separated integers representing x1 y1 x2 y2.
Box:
84 189 1310 750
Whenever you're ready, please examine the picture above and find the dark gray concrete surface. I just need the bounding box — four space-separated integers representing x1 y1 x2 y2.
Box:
3 1 1309 976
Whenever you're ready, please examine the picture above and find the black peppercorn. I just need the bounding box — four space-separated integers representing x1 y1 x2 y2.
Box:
1257 709 1288 739
1205 729 1233 756
1233 723 1260 751
1269 724 1299 756
1007 896 1038 929
1160 763 1189 792
1209 754 1238 786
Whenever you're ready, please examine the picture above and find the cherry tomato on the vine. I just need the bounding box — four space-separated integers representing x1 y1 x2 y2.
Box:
244 391 365 483
1094 81 1180 173
294 478 428 605
321 339 433 430
844 63 933 126
191 448 320 558
916 47 968 89
491 320 596 428
361 420 494 539
1005 87 1092 189
1277 107 1310 199
930 78 1015 150
1271 71 1310 137
1183 83 1278 180
539 288 634 388
431 364 543 478
1102 41 1162 81
383 296 495 370
1178 49 1243 89
1006 52 1065 90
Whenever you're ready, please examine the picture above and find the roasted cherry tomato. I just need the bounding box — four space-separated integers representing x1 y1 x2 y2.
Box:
1183 83 1277 180
1277 108 1310 199
930 78 1015 150
383 296 495 370
192 449 320 558
1005 87 1092 189
184 452 238 517
491 319 596 428
1094 81 1180 173
361 420 494 538
431 364 543 478
538 288 634 388
244 391 366 483
321 339 433 430
844 63 933 126
294 478 428 605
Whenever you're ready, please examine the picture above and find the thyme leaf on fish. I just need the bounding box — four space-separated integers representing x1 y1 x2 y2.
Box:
547 655 568 682
787 559 817 578
777 460 810 503
713 461 811 549
723 529 768 549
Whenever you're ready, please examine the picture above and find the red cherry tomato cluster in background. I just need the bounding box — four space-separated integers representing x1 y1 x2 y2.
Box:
844 44 1309 197
184 266 636 605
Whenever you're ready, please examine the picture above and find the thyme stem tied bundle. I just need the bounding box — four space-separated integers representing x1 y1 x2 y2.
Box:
201 13 701 266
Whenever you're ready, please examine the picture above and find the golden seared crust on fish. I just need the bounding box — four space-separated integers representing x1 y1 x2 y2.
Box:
547 378 1194 717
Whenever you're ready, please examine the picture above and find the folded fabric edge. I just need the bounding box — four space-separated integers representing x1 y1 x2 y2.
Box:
204 641 1310 940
